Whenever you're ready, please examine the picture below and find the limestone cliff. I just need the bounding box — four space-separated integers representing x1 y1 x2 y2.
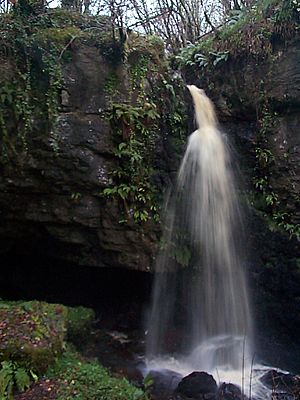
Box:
0 11 186 271
0 7 299 277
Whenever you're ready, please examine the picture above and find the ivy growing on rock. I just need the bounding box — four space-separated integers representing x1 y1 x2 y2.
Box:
104 102 161 224
252 95 300 241
103 34 187 225
0 6 116 163
0 10 64 162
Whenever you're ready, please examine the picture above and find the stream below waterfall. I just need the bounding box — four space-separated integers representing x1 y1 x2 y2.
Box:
82 318 300 400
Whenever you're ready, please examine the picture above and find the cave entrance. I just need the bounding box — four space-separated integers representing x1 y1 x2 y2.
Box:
0 252 153 331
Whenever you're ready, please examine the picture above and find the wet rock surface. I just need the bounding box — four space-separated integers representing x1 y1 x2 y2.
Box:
260 369 300 397
146 369 183 399
0 32 299 281
176 371 218 400
216 383 243 400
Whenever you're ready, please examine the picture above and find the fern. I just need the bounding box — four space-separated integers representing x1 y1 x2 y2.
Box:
0 361 14 400
0 361 36 400
15 367 31 392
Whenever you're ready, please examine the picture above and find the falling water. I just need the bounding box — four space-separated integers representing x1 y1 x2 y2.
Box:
146 85 254 385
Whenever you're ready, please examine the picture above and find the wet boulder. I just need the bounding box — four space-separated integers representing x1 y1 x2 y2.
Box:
176 371 218 399
145 368 183 399
216 382 244 399
260 369 300 394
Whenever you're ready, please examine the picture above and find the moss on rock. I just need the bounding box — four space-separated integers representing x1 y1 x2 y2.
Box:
0 301 95 373
46 347 146 400
0 301 67 373
0 301 141 399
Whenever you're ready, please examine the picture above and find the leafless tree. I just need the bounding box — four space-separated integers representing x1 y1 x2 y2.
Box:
125 0 226 51
0 0 256 53
220 0 255 12
84 0 255 51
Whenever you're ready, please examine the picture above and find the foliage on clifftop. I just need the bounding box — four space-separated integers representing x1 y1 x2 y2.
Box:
176 0 299 69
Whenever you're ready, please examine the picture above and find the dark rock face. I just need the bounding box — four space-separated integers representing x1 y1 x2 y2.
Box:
176 371 218 399
0 41 159 271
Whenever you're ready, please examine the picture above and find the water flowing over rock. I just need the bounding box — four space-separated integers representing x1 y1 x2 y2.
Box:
183 37 300 371
146 86 253 374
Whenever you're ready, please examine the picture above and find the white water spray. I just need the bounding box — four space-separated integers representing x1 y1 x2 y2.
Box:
146 85 255 392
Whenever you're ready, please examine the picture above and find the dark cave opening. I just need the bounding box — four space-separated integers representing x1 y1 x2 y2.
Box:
0 252 153 332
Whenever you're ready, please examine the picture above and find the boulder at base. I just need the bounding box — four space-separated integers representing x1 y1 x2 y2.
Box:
145 368 183 399
216 382 244 400
176 371 218 399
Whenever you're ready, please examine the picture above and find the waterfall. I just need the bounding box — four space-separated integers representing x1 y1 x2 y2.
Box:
146 85 253 378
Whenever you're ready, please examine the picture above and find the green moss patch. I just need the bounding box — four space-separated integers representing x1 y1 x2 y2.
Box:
46 348 146 400
0 301 95 374
0 300 143 399
0 301 67 373
32 26 83 46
